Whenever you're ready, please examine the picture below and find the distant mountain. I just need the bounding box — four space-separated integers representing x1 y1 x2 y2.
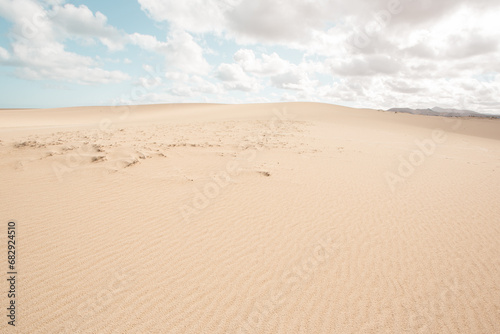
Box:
387 107 500 118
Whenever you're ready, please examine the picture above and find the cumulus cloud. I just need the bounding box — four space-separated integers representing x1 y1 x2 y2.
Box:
332 55 402 76
234 49 290 75
129 33 167 51
0 46 9 60
226 0 326 43
386 79 425 94
1 0 499 113
271 68 317 91
216 63 261 92
51 4 126 50
0 0 130 84
7 39 130 84
18 65 130 84
164 30 211 74
170 75 223 96
137 0 229 33
129 30 211 74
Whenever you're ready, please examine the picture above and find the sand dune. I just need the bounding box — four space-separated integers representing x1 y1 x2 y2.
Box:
1 102 499 333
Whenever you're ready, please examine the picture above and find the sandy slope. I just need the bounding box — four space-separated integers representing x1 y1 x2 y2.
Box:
0 102 499 334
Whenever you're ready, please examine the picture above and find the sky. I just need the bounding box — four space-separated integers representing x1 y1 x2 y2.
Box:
0 0 499 114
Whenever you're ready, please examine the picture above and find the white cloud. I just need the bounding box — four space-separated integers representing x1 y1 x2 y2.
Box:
137 0 334 45
137 0 229 33
129 32 167 51
4 38 130 84
164 30 211 74
1 0 499 113
332 55 402 76
0 46 9 60
228 49 325 95
216 63 243 81
280 92 299 102
216 63 261 92
51 4 126 51
234 49 290 75
169 76 224 96
0 0 130 84
270 68 317 91
129 30 211 75
386 79 425 94
225 0 326 43
165 71 190 82
18 65 130 84
0 0 55 45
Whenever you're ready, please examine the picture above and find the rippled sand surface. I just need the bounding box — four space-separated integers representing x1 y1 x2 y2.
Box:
1 102 499 333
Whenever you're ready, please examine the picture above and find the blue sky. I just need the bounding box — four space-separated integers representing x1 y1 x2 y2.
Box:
0 0 499 114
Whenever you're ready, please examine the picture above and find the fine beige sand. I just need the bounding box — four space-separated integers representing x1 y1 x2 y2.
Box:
1 102 499 333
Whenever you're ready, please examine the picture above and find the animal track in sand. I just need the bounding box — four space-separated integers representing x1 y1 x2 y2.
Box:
5 119 312 176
